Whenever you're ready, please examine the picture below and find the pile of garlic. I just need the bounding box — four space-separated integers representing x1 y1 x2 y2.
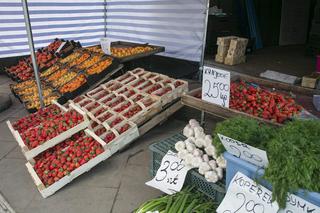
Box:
175 119 226 183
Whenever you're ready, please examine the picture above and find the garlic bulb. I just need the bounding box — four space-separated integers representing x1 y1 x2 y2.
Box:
183 124 194 138
202 154 209 162
193 148 202 157
208 160 217 170
194 138 205 148
216 167 224 180
204 170 219 183
186 142 196 152
205 145 217 159
192 157 203 168
189 119 200 128
175 141 186 152
216 155 227 169
184 153 194 166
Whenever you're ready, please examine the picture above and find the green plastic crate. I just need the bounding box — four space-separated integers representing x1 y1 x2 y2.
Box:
149 133 226 203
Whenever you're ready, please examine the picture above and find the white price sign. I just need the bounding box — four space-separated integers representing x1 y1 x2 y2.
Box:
146 150 192 195
217 172 279 213
218 134 269 168
202 66 230 108
279 194 320 213
100 38 111 54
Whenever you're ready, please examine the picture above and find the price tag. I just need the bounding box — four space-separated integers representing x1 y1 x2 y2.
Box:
217 172 279 213
100 38 111 54
279 193 320 213
218 134 269 168
202 66 230 108
55 41 66 53
145 150 192 195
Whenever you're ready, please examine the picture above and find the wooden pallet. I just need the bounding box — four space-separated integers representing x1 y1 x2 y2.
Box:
7 102 90 162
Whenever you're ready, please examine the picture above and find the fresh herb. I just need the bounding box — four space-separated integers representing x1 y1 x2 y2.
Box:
212 116 276 155
264 120 320 208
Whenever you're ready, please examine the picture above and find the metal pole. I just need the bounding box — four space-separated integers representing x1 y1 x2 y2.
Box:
199 0 210 126
21 0 44 108
199 0 210 82
104 0 107 37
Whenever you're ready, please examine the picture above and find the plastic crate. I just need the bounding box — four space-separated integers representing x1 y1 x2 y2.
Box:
149 133 226 203
224 152 320 207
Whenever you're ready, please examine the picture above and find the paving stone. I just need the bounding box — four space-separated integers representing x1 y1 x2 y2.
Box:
0 96 25 122
0 143 16 160
23 186 117 213
5 146 24 160
75 152 128 188
0 120 17 143
0 159 38 211
112 164 162 213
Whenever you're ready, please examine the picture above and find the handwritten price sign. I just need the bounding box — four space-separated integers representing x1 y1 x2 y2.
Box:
146 150 192 195
218 134 269 168
217 172 279 213
202 66 230 108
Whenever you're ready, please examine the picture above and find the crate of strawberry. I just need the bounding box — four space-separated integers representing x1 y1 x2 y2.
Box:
230 80 303 123
25 129 112 198
92 120 139 154
181 76 316 125
7 102 90 161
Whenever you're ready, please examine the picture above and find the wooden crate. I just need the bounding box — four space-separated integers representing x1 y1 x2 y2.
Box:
25 129 112 198
216 36 238 46
215 54 225 63
224 55 246 66
227 38 248 58
302 73 320 88
216 45 229 57
7 103 90 162
93 120 139 155
181 74 319 126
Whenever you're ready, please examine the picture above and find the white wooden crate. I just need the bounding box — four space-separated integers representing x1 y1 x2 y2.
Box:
8 103 90 162
25 129 112 198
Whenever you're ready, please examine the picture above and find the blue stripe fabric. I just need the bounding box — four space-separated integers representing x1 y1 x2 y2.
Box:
0 0 206 62
106 0 206 62
0 0 105 58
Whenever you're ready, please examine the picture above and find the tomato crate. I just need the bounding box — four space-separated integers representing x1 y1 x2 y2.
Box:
149 132 226 203
7 102 90 162
224 152 320 207
25 129 112 198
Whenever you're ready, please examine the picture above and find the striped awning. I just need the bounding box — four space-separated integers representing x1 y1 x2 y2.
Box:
0 0 105 58
106 0 206 62
0 0 206 62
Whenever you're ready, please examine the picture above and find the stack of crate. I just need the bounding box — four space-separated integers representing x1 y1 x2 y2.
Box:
215 36 248 66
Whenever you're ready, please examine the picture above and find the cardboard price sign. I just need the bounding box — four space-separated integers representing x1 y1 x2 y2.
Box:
279 194 320 213
217 172 279 213
218 134 269 168
202 66 231 108
146 150 192 195
100 38 111 54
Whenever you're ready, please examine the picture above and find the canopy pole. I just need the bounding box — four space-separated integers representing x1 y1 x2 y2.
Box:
199 0 210 82
21 0 44 108
104 0 107 37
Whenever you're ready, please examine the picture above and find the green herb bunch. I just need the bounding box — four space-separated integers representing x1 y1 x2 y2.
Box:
212 116 276 156
264 120 320 208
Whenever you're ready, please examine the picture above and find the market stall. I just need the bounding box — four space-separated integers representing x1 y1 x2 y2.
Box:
0 0 320 212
